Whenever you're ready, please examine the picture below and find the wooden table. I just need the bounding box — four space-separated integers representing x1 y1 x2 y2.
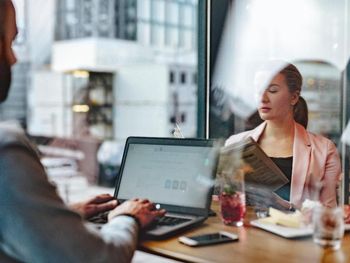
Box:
140 201 350 263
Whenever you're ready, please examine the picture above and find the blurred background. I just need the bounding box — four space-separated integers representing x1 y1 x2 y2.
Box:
5 0 350 203
7 0 198 189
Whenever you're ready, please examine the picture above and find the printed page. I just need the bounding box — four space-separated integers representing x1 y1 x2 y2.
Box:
217 137 289 191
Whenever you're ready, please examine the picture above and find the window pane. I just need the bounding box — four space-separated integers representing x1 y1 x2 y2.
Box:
166 27 179 47
167 2 179 25
152 0 165 23
137 22 151 45
183 5 193 27
6 0 199 188
137 0 150 20
208 0 348 203
151 24 165 47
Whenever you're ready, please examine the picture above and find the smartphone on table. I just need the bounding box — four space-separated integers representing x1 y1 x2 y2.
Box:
178 231 238 247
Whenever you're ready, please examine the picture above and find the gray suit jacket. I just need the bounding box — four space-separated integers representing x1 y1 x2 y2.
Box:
0 127 138 263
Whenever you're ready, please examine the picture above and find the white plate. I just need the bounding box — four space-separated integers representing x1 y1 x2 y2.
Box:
250 220 350 239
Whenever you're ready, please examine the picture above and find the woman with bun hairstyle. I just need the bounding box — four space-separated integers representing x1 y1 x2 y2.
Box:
226 63 341 208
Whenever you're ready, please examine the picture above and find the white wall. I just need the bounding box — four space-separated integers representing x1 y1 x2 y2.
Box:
52 38 154 72
114 64 169 141
28 71 73 105
28 70 73 137
115 64 168 102
28 106 72 137
114 105 169 140
27 0 56 66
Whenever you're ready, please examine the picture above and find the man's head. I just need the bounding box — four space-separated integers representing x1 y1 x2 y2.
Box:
0 0 18 102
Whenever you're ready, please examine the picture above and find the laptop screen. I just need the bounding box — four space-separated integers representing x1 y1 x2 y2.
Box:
116 139 217 209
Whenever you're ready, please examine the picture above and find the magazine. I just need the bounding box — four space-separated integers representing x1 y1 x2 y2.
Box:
216 137 291 210
217 136 289 191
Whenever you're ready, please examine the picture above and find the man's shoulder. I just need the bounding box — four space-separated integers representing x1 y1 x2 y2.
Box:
0 126 26 145
0 125 36 153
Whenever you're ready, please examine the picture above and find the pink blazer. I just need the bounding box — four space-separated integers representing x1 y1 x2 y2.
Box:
225 121 341 208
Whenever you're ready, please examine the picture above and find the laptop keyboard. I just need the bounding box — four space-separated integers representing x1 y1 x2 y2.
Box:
155 216 191 226
88 212 191 228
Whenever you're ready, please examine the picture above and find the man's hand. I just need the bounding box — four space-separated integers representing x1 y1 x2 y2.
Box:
70 194 118 219
108 199 166 228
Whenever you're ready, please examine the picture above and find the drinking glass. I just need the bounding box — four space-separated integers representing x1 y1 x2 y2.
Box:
313 205 344 250
219 171 246 227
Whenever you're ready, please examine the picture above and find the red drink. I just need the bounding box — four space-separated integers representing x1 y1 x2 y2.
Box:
219 191 246 226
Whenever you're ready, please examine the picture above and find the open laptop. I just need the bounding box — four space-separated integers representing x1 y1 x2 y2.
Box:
114 136 218 240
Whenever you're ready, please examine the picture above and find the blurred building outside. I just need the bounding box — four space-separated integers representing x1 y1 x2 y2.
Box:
7 0 198 143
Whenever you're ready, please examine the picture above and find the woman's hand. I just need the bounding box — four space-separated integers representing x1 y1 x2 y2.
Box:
70 194 118 219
